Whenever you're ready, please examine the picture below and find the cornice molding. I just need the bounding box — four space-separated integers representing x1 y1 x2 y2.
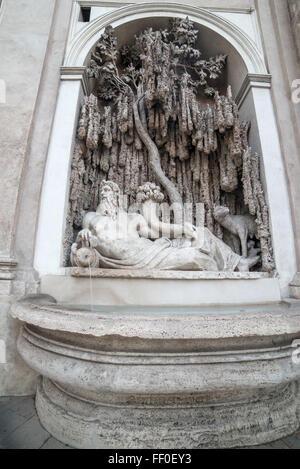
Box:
207 6 255 14
60 66 90 95
0 257 17 281
77 1 254 14
78 0 132 7
0 257 17 267
236 73 272 108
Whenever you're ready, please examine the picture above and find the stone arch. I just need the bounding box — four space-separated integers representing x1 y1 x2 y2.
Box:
65 2 267 77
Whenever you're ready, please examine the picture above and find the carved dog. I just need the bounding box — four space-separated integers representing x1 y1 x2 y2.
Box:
213 206 257 258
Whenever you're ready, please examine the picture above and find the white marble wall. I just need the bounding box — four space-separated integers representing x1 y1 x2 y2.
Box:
0 0 73 396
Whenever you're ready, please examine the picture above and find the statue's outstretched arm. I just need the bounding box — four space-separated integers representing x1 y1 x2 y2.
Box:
142 200 196 239
137 215 160 240
136 183 196 240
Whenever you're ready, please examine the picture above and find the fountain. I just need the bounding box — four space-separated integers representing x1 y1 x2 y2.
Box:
11 15 300 448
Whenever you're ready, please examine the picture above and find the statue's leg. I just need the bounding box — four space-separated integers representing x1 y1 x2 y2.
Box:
198 228 261 272
158 247 218 271
237 256 260 272
193 228 242 271
240 229 248 258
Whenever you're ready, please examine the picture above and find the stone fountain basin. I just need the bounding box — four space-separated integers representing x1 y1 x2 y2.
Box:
10 294 300 448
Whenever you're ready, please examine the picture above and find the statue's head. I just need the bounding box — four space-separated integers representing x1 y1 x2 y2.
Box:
136 182 164 204
97 180 120 217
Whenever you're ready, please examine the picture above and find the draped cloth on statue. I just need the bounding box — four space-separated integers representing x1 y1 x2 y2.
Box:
94 228 241 271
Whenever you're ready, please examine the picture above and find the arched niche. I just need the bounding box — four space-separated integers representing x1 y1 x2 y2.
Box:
34 3 296 298
65 3 266 74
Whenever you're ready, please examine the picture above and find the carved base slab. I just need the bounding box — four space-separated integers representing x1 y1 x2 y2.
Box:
41 273 281 306
69 267 272 280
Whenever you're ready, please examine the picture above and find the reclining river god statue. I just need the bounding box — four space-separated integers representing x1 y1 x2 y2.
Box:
71 180 259 272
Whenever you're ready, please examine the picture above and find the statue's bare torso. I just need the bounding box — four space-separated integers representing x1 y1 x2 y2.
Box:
83 210 151 241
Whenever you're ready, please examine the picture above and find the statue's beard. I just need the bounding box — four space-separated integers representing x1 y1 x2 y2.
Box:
98 197 118 218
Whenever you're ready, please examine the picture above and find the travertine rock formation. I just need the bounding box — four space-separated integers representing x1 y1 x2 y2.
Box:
65 18 274 271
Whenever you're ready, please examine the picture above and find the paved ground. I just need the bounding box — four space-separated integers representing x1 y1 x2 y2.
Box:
0 396 69 449
0 396 300 449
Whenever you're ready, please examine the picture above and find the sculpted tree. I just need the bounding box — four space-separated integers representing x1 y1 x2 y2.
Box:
67 18 274 272
86 20 227 218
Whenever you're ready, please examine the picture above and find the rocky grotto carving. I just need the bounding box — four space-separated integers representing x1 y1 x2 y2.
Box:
66 18 274 272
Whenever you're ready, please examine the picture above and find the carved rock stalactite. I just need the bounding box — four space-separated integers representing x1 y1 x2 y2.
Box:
65 19 274 272
242 148 274 272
